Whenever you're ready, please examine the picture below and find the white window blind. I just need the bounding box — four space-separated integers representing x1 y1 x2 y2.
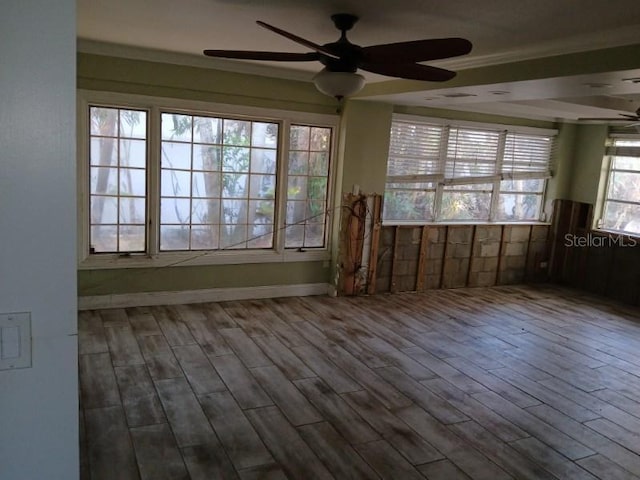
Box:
387 121 444 181
502 132 553 179
445 127 500 182
383 116 556 223
604 143 640 158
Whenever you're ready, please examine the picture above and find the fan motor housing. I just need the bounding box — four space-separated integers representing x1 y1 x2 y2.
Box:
331 13 358 32
320 41 362 72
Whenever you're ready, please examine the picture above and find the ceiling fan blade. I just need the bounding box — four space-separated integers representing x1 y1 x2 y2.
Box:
579 109 640 121
360 62 456 82
203 49 319 62
256 21 339 59
578 117 636 121
361 38 472 64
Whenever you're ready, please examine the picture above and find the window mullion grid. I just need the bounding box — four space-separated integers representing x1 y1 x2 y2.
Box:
489 130 507 222
147 106 161 256
115 113 121 252
188 119 196 250
609 161 640 207
605 198 640 207
611 168 640 175
433 125 450 221
274 119 290 254
82 94 337 261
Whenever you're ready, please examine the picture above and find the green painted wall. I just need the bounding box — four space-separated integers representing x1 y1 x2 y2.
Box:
78 261 330 296
545 122 577 217
568 125 608 205
78 53 337 114
339 100 394 194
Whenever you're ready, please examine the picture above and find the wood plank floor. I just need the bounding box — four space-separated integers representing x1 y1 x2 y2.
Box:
79 285 640 479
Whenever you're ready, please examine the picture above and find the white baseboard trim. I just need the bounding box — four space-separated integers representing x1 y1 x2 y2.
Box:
78 283 331 310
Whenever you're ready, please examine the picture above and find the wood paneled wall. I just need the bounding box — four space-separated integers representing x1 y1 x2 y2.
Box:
549 199 640 305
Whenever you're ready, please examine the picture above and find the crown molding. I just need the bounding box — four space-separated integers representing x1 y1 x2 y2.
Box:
77 38 315 82
79 23 640 86
434 24 640 71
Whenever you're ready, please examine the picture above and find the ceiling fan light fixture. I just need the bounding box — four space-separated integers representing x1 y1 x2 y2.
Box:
312 68 365 100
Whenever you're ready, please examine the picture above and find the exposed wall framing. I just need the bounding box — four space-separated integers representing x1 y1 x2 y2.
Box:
373 223 550 295
337 193 552 296
338 193 372 295
366 195 383 295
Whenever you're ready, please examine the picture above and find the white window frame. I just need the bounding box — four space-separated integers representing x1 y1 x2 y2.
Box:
77 90 338 269
595 133 640 238
383 114 556 225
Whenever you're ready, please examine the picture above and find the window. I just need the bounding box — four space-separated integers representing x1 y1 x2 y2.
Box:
383 116 555 224
384 121 443 222
89 106 147 253
159 113 278 250
286 125 332 248
497 133 552 221
80 93 335 265
599 137 640 235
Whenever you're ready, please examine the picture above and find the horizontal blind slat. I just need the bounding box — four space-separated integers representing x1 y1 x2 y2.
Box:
446 127 500 179
501 132 553 175
387 121 444 176
386 120 556 184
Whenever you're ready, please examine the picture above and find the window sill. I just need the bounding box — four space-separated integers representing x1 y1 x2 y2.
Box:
78 248 331 270
381 220 552 227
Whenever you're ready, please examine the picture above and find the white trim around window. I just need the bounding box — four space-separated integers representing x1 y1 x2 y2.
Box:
77 90 339 269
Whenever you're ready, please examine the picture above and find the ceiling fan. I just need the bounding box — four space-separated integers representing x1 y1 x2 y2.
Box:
203 13 472 99
579 106 640 128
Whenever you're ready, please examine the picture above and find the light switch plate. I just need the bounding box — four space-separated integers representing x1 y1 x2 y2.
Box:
0 312 32 370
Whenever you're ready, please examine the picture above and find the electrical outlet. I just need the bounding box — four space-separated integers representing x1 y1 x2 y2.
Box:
0 312 32 370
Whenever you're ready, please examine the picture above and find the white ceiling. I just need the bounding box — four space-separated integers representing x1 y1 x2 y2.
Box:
77 0 640 122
